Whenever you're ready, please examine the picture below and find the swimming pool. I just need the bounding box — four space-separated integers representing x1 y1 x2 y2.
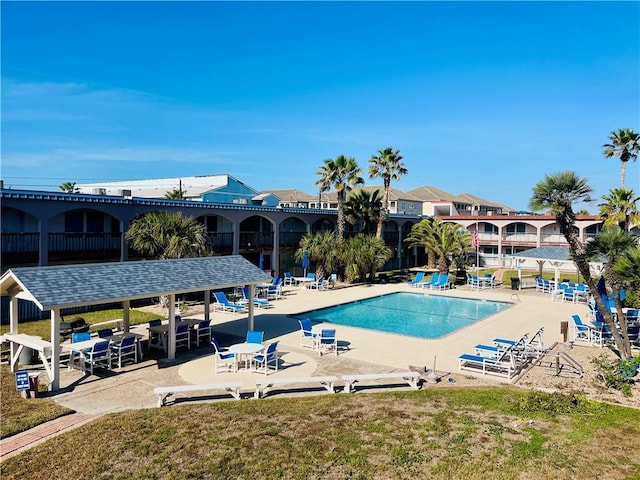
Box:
298 292 511 339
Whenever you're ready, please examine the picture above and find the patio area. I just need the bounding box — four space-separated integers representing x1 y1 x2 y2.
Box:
31 281 583 413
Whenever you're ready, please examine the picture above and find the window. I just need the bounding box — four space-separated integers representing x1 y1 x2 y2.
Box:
483 224 498 233
86 212 103 233
506 223 526 233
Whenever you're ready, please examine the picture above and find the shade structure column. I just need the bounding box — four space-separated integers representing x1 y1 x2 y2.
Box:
50 308 61 391
168 294 176 360
122 299 130 332
204 289 211 323
248 284 255 331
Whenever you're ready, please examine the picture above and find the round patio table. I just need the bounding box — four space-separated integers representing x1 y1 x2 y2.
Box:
228 342 265 370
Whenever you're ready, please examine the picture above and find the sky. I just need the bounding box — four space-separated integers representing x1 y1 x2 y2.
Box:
1 1 639 211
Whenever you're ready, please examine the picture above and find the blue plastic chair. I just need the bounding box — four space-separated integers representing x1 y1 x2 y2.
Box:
252 341 278 375
211 337 237 373
246 330 264 345
298 318 314 348
318 329 337 356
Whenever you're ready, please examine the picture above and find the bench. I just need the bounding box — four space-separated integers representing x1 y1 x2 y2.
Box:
254 376 338 399
153 382 243 407
341 372 421 393
90 319 124 332
4 333 55 383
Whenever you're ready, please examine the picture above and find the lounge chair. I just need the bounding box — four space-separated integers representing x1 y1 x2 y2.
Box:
241 286 270 309
420 273 439 288
407 272 425 287
459 343 519 380
429 273 449 290
211 338 237 373
213 291 246 313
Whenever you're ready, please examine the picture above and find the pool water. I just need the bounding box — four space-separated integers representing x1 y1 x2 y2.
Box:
299 292 511 339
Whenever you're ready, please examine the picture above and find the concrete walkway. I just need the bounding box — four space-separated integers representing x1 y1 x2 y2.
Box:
1 281 586 460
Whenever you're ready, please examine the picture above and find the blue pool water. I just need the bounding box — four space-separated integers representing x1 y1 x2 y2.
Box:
299 292 511 339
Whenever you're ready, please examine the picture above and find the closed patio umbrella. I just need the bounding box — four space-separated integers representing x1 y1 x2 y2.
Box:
302 250 309 276
259 254 264 271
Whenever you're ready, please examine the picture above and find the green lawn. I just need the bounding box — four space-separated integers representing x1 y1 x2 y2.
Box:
2 387 638 479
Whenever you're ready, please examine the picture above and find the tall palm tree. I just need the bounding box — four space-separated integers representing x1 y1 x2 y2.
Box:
344 189 382 234
585 228 637 358
405 218 470 274
59 181 79 193
368 147 407 239
529 171 626 357
598 187 640 231
603 128 639 188
315 155 364 241
126 211 212 260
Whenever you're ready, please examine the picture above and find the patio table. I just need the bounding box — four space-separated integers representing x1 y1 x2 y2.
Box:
60 338 105 371
294 277 315 289
148 319 201 352
228 342 265 369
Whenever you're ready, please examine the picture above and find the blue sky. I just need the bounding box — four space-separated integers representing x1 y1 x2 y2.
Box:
1 1 639 211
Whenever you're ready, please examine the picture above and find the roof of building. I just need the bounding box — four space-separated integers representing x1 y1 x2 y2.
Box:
0 256 272 310
406 186 458 202
76 174 251 199
323 186 422 202
260 189 316 202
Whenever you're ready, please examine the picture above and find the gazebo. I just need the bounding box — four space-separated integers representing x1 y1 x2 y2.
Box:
0 255 271 391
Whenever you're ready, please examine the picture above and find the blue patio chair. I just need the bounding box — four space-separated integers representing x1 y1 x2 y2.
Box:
82 340 111 375
213 291 246 313
175 322 190 350
252 341 279 375
72 332 91 343
421 273 439 288
191 319 212 347
110 335 137 368
241 286 270 308
407 272 425 287
298 318 315 349
318 329 337 356
97 328 113 338
571 314 594 344
246 330 264 345
283 272 295 286
429 273 449 290
211 337 237 373
267 278 283 300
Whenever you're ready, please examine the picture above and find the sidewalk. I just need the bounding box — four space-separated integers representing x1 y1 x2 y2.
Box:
0 413 95 461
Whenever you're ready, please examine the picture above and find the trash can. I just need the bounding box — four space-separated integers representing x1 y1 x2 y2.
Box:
19 336 42 365
510 278 520 290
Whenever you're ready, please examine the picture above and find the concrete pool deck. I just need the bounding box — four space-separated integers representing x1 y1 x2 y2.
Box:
41 281 582 415
3 282 588 459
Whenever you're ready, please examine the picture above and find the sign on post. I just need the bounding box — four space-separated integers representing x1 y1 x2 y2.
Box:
15 370 30 391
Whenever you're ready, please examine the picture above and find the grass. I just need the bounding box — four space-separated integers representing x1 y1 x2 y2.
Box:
2 387 639 479
0 364 73 439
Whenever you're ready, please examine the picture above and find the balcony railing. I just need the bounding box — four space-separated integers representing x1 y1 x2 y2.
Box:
205 232 234 252
239 231 274 249
279 231 307 248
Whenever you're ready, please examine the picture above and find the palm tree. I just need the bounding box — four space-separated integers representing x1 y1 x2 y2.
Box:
315 155 364 240
344 189 382 234
529 171 626 357
613 245 640 306
405 218 470 274
603 128 639 188
341 235 392 282
165 188 187 200
126 211 212 260
295 231 339 280
585 228 637 358
368 147 407 239
59 181 79 193
599 187 640 231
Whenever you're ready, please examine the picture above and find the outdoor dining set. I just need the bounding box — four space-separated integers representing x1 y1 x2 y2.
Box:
62 329 144 374
212 330 279 375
